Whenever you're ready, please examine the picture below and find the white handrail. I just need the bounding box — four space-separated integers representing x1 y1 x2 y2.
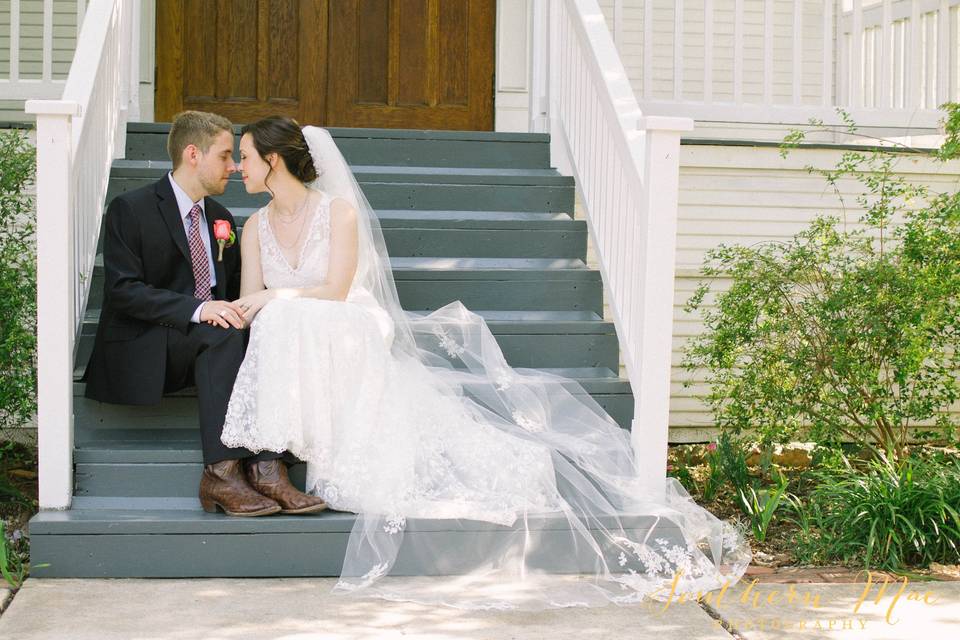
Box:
26 0 137 510
531 0 693 496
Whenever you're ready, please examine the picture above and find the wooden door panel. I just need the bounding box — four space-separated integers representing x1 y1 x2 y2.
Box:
156 0 326 123
327 0 494 130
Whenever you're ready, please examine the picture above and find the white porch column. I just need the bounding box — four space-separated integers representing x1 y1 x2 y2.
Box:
25 100 81 511
632 115 692 499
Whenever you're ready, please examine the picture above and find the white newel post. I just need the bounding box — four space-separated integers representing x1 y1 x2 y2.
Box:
27 101 82 510
632 116 692 498
528 0 549 134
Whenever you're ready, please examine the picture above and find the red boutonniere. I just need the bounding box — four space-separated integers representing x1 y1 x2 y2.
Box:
213 219 236 261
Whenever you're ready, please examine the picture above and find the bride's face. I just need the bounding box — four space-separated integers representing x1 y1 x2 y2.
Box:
238 133 272 194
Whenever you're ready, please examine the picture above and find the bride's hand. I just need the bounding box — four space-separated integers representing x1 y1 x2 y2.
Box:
233 289 276 324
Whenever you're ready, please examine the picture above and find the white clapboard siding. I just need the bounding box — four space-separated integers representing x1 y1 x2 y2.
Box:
581 142 960 442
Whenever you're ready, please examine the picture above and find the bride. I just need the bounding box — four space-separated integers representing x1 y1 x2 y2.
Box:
219 116 751 610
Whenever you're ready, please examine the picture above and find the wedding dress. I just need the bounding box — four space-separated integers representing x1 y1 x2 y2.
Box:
222 190 558 521
220 127 751 610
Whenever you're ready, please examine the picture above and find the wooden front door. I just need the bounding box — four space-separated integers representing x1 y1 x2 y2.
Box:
155 0 496 131
156 0 327 124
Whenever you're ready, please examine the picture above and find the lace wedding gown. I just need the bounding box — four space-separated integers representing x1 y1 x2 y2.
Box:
221 191 559 521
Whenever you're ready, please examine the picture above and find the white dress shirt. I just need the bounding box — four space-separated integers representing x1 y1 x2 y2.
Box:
167 172 217 323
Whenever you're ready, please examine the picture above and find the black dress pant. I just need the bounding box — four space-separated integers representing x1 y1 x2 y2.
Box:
165 322 303 467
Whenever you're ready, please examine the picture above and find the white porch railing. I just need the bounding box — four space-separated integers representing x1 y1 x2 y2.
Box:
530 0 693 496
614 0 960 128
26 0 138 510
1 0 87 100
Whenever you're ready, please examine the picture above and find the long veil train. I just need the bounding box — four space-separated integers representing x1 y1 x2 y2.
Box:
300 126 751 610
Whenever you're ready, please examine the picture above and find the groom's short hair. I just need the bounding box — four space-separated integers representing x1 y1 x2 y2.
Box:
167 111 234 169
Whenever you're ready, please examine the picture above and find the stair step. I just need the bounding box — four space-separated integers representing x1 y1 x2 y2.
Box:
87 258 604 313
73 365 629 392
112 159 570 182
77 308 620 373
123 124 552 170
72 401 630 495
71 365 633 432
27 506 670 578
94 209 587 259
82 309 612 334
91 254 596 275
76 329 619 374
215 208 579 226
105 169 575 212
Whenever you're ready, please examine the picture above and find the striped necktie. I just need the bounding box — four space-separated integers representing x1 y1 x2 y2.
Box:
188 204 213 301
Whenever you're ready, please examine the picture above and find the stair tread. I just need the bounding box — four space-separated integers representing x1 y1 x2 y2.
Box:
92 254 597 276
82 308 613 333
111 160 572 185
74 364 626 386
30 505 655 534
220 208 581 228
126 122 551 142
73 418 630 463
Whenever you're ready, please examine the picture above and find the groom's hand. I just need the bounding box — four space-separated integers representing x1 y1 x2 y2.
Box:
200 300 247 329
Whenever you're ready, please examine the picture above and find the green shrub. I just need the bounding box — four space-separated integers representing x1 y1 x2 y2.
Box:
681 103 960 459
0 129 37 441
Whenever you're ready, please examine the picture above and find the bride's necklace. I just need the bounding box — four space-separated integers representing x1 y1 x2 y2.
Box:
271 192 312 250
273 190 311 223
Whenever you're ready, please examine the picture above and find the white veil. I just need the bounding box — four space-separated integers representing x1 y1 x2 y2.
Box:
300 125 751 609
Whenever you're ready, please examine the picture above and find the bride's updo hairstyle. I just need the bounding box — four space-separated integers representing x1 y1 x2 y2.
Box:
240 116 318 191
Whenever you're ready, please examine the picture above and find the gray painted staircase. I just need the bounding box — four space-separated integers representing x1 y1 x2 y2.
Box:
28 124 644 577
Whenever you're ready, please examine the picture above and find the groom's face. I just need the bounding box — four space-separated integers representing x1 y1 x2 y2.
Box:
196 130 236 196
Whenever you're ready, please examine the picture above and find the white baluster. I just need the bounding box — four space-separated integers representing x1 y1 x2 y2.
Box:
937 0 950 104
10 0 20 82
793 0 803 105
42 0 53 81
823 0 834 106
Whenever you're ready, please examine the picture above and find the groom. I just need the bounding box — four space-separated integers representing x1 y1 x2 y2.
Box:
84 110 326 517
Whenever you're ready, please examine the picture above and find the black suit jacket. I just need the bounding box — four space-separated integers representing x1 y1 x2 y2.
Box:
84 175 242 405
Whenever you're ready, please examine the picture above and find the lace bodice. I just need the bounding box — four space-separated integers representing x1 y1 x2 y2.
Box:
258 190 332 290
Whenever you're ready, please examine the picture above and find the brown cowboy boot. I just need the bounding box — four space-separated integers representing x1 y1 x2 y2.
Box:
244 458 328 514
199 458 282 516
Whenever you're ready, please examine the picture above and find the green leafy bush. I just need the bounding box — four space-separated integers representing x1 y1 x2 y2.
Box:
0 129 37 441
786 450 960 570
682 104 960 459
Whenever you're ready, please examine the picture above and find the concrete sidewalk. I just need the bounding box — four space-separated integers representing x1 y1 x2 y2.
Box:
710 578 960 639
0 577 730 640
0 576 957 639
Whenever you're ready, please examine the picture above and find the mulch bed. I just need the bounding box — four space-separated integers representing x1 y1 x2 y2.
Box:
667 442 960 584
